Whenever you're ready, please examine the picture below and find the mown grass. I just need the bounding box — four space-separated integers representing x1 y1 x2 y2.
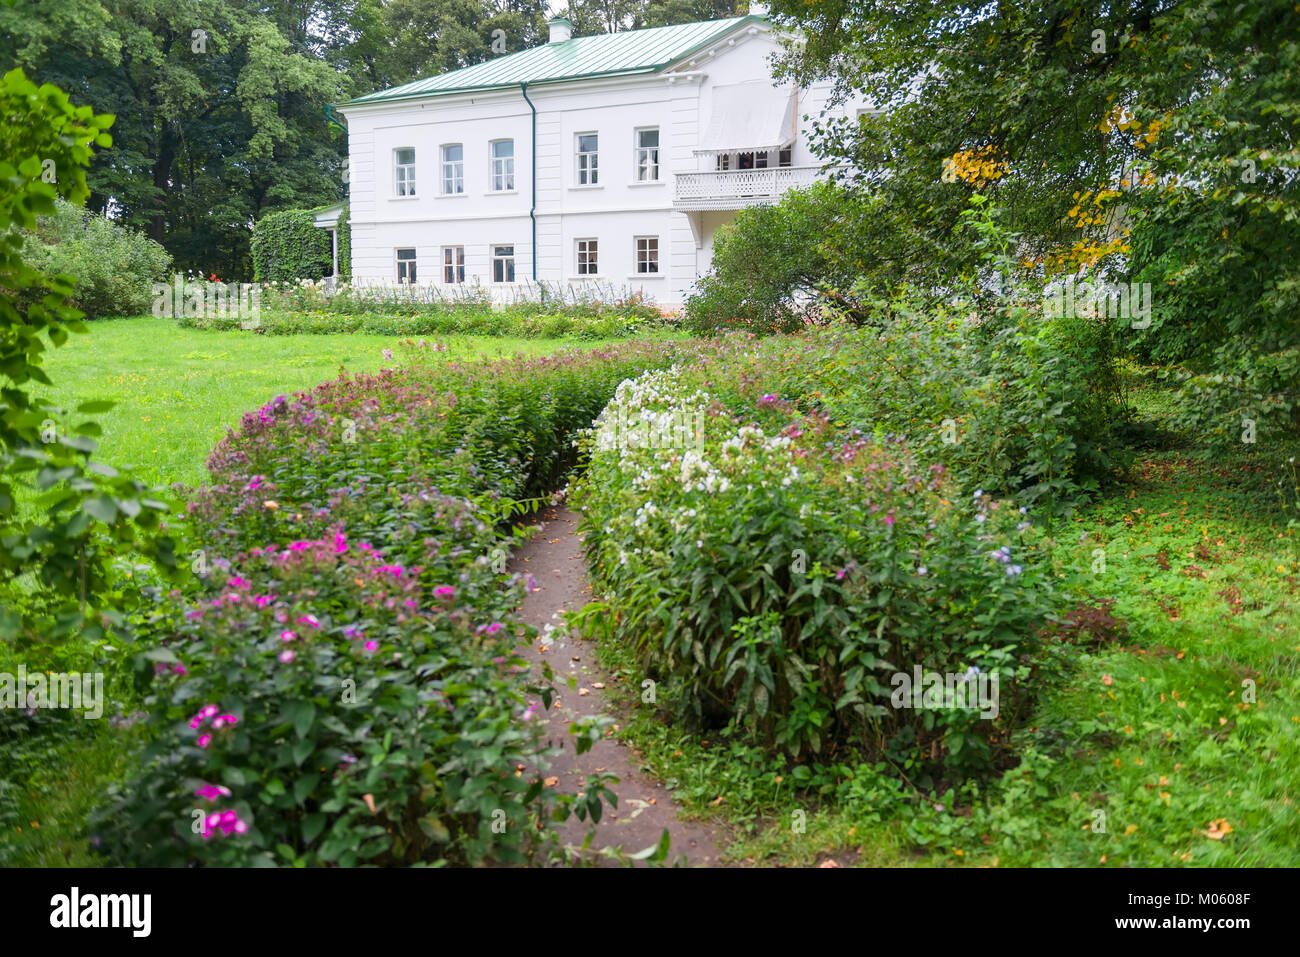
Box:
578 372 1300 867
35 315 680 488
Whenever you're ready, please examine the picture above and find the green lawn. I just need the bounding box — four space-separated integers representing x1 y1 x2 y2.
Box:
36 316 663 488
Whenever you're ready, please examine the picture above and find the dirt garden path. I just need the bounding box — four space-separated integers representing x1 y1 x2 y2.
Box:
511 504 727 867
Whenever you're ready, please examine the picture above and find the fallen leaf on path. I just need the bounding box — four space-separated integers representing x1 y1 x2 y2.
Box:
544 777 559 787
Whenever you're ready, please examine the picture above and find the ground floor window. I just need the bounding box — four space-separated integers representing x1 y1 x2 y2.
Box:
442 245 465 283
576 238 598 275
396 247 417 283
635 237 658 274
492 244 515 283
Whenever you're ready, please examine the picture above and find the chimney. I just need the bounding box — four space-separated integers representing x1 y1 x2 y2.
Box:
547 17 573 43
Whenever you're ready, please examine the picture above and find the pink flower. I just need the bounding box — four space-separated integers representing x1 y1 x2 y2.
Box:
364 640 378 653
279 649 295 663
253 595 273 607
486 623 504 635
333 531 348 554
197 734 212 748
195 784 232 802
434 586 455 598
280 630 297 642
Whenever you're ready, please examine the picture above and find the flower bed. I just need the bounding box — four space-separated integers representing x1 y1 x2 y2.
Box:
573 336 1064 774
97 342 685 866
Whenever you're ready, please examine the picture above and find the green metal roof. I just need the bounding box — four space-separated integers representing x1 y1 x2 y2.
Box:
346 16 764 106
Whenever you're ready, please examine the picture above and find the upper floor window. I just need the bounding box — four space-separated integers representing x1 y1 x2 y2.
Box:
492 244 515 283
394 148 416 197
441 144 464 194
635 128 659 182
715 154 730 171
576 133 598 185
778 148 792 168
491 140 515 191
396 247 417 283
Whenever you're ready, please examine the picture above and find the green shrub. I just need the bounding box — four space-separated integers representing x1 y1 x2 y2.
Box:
250 209 333 282
22 198 171 319
684 182 854 336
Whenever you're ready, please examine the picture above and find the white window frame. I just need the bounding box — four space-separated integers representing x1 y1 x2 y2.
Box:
576 132 599 186
442 245 465 283
634 127 660 182
634 236 659 275
491 244 516 284
394 147 416 197
396 247 417 283
441 144 464 195
576 238 598 276
490 139 515 192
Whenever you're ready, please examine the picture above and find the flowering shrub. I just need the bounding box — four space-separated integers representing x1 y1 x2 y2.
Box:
574 350 1061 774
95 540 552 866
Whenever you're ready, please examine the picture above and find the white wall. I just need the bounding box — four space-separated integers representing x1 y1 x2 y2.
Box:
338 19 871 308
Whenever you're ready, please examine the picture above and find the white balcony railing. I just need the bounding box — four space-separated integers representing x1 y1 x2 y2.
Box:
673 165 825 210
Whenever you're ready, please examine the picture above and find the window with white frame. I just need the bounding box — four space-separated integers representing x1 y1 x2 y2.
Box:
715 153 730 171
635 237 658 274
395 148 416 197
576 239 598 276
576 133 598 185
491 140 515 191
492 244 515 283
441 144 464 194
396 247 417 283
755 150 769 169
442 245 465 283
635 128 659 182
778 147 792 167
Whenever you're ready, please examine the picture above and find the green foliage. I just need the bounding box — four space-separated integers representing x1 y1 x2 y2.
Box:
685 182 850 335
0 67 180 655
250 209 333 282
22 198 171 319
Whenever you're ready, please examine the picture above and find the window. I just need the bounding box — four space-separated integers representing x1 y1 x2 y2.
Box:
576 133 598 185
715 154 730 171
442 246 465 283
739 152 756 170
778 148 792 168
441 144 464 194
635 128 659 182
491 140 515 191
395 148 416 197
492 245 515 283
396 248 417 283
576 239 598 276
635 237 658 275
755 151 769 169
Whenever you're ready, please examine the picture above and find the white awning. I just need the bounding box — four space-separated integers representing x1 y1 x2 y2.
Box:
695 82 798 156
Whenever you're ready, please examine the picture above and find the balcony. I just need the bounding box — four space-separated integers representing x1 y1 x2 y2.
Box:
673 165 824 211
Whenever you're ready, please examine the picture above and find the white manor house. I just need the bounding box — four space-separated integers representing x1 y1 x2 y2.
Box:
329 6 870 308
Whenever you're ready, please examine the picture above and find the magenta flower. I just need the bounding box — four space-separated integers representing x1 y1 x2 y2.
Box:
364 640 378 653
280 630 297 642
197 734 212 748
486 623 504 635
279 649 295 663
434 586 455 598
195 784 232 802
